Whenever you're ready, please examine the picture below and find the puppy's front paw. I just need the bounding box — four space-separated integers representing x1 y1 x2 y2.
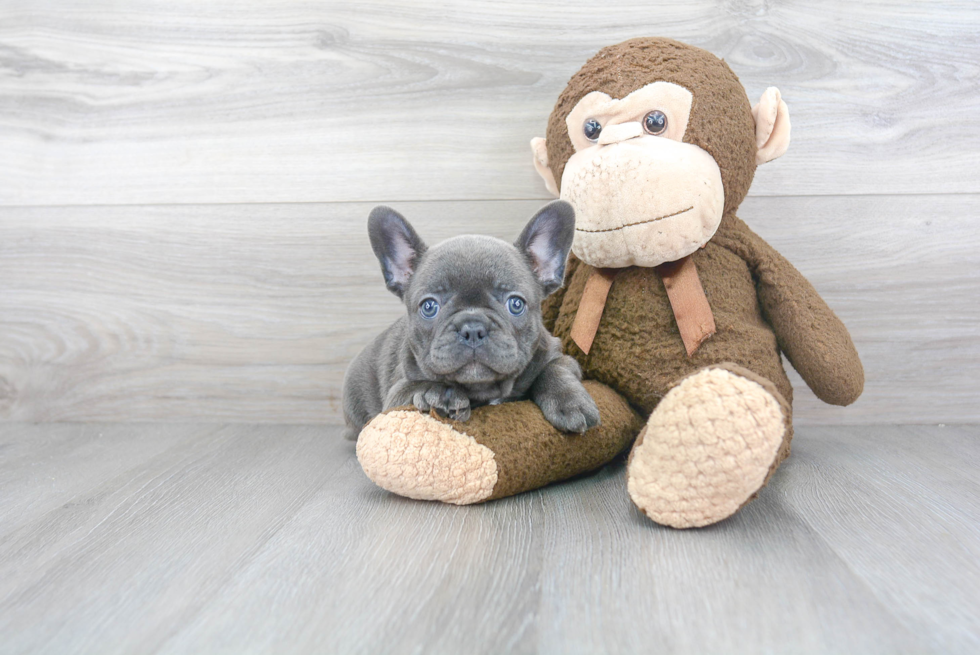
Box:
538 388 601 434
413 384 471 422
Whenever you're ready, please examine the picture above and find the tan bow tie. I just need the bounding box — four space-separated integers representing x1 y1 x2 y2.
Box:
569 255 716 357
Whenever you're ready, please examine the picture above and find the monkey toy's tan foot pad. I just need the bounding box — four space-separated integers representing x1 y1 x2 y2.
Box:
356 410 498 505
356 381 643 505
627 364 790 529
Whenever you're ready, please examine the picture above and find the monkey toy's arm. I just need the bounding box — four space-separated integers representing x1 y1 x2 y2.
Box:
715 216 864 406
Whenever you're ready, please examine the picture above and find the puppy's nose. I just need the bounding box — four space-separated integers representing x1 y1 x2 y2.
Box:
458 321 488 348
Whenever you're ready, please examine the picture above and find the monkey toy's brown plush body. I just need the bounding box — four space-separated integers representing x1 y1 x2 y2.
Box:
355 38 864 528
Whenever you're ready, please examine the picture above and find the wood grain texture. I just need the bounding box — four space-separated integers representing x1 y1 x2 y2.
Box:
0 423 220 537
2 195 977 424
0 424 345 654
0 423 976 654
780 425 980 654
0 0 978 206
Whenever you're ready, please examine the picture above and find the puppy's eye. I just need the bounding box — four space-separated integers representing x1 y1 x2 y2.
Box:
419 298 439 319
506 296 526 317
643 110 668 135
583 118 602 142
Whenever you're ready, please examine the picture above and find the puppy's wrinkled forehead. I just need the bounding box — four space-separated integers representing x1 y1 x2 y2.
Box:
412 235 534 300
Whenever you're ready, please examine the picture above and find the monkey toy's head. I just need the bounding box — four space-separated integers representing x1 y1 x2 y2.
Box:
531 37 791 268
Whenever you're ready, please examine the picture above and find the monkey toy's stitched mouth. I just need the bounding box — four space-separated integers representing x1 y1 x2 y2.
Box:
575 206 694 233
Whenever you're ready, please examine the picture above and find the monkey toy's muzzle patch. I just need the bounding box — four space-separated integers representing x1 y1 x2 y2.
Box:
561 137 725 269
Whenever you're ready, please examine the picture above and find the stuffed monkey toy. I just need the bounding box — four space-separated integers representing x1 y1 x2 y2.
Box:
355 37 864 528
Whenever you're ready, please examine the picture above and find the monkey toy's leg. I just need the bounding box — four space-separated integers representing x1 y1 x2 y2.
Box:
626 363 792 528
355 381 643 504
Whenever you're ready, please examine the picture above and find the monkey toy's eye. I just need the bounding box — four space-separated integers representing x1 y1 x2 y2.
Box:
419 298 439 319
643 110 668 135
583 118 602 142
506 296 526 317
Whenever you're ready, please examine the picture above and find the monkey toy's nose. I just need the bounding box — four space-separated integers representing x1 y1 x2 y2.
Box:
597 122 644 145
458 321 489 348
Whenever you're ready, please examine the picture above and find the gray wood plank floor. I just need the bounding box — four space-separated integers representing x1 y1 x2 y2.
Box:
1 423 977 654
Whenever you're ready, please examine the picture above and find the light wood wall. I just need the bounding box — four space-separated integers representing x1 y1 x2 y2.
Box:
1 1 978 424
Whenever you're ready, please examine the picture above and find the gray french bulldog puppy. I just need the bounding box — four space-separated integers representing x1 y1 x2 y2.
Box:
342 200 600 441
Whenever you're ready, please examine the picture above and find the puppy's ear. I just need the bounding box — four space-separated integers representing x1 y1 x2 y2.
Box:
515 200 575 295
368 206 427 298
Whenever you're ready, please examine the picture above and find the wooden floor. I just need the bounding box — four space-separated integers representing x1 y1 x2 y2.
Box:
0 423 977 654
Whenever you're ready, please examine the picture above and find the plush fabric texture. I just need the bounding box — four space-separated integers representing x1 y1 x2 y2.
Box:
550 243 793 415
356 410 498 505
358 381 642 504
711 216 865 406
752 87 791 164
561 134 726 267
546 37 758 217
564 82 694 150
354 37 864 529
473 381 642 500
655 256 716 356
545 216 863 412
568 266 617 354
626 364 790 528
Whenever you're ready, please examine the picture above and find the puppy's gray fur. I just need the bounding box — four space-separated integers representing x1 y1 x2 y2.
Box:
342 201 600 441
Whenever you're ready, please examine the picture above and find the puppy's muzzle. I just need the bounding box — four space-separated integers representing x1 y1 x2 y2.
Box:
458 319 489 348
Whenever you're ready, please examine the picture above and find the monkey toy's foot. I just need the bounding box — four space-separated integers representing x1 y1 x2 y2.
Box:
355 381 642 505
356 410 498 504
626 364 791 528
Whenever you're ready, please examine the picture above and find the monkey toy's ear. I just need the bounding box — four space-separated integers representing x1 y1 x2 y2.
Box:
530 137 560 197
752 87 791 165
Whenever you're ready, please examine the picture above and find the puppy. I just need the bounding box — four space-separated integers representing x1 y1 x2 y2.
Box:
342 200 600 441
